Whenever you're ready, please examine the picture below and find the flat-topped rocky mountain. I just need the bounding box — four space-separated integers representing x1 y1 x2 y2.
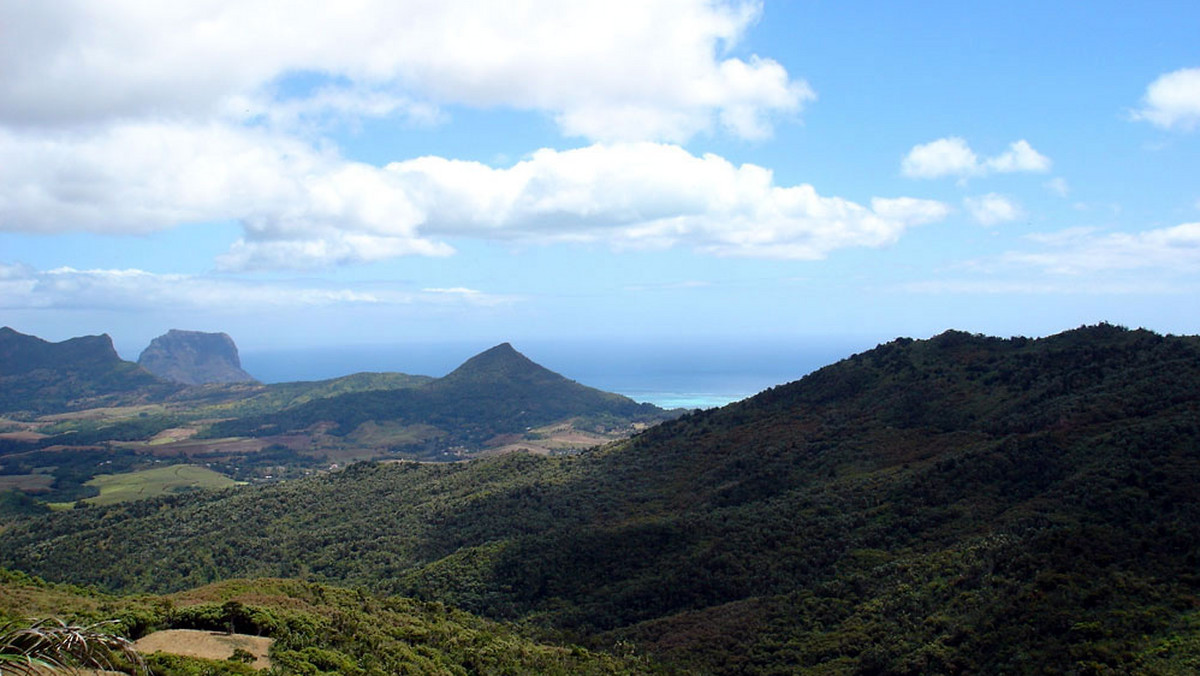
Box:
137 329 256 385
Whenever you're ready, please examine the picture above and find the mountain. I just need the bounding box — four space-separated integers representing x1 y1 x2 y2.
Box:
4 325 1199 673
0 327 169 414
204 342 671 456
433 342 578 387
137 329 256 385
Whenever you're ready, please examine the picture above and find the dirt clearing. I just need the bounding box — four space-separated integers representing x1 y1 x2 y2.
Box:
134 629 272 669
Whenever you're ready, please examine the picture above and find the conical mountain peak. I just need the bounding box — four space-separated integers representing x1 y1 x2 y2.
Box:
437 343 563 386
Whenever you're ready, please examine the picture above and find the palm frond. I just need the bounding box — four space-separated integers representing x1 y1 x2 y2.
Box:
0 618 146 675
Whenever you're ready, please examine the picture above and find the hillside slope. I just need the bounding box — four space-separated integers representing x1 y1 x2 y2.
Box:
0 326 171 414
4 325 1200 673
0 571 653 675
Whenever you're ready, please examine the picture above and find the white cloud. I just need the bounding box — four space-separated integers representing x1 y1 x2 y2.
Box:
380 143 949 260
900 137 979 179
0 127 949 268
0 0 808 143
0 121 455 268
1132 67 1200 131
983 140 1052 173
902 137 1051 180
1005 223 1200 274
0 265 515 311
964 194 1022 226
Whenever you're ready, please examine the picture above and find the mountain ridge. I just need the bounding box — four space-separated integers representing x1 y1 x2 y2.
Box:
0 326 170 413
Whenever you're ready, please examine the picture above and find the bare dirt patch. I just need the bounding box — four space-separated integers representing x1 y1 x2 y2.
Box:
147 426 199 445
0 473 53 493
134 629 272 669
483 421 618 456
0 429 46 442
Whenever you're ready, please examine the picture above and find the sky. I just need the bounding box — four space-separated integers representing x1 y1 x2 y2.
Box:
2 1 1199 365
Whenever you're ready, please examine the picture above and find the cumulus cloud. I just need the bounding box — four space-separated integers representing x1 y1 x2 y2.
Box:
964 194 1023 226
0 121 454 267
900 137 979 179
0 0 808 142
0 128 949 269
983 140 1052 173
0 265 513 311
1131 67 1200 131
901 137 1051 180
241 143 950 265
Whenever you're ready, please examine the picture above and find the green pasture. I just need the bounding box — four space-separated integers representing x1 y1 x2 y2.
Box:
62 464 241 507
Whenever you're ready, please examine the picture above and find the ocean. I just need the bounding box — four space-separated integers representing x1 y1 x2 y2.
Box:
239 338 873 409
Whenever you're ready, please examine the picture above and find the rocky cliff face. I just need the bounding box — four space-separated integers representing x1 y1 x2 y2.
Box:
137 330 256 385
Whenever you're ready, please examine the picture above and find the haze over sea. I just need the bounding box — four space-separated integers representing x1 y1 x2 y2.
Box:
240 338 876 409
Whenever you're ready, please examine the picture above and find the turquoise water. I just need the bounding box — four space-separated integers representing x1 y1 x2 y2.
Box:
240 338 872 410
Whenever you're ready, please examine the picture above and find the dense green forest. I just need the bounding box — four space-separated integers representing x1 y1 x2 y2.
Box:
4 324 1199 673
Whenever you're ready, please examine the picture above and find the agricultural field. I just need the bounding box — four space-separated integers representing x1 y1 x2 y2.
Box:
57 464 241 507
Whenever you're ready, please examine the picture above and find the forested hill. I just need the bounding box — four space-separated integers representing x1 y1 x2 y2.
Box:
205 341 668 448
4 325 1200 673
0 326 171 413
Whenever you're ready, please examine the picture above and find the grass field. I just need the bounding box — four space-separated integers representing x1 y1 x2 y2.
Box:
68 464 241 507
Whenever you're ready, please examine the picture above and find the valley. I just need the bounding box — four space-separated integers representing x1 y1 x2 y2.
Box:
0 329 677 507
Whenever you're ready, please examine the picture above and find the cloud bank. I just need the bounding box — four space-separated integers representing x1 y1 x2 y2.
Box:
1007 223 1200 275
0 0 808 143
0 1 958 271
0 264 512 311
0 127 949 269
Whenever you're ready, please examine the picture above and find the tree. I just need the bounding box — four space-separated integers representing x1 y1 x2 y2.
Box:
0 619 145 675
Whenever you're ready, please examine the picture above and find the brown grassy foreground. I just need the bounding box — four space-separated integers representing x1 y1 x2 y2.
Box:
133 629 272 670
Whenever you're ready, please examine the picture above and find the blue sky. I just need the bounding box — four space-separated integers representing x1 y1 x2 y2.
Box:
1 1 1198 361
